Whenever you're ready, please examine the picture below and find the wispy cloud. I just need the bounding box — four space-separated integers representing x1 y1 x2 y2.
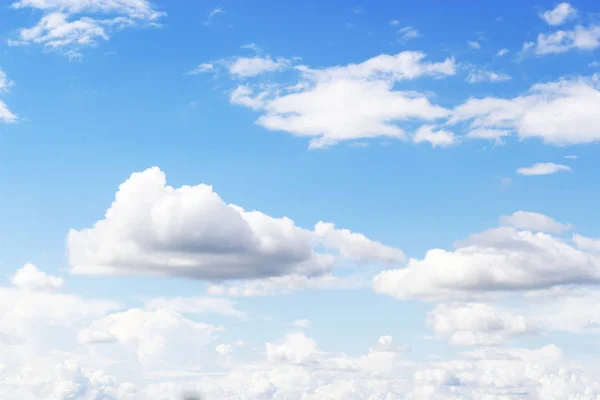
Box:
517 162 572 176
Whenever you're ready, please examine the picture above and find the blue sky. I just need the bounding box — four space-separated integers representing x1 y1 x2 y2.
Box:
1 0 600 399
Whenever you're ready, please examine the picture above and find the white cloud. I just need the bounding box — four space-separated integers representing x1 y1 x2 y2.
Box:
216 343 232 355
468 41 481 49
530 24 600 55
266 332 319 364
373 215 600 301
207 273 361 297
565 154 578 159
540 2 578 26
10 0 165 58
428 303 540 346
517 162 572 176
412 125 457 147
591 61 600 67
0 100 17 123
397 26 420 40
67 167 320 280
573 234 600 254
496 48 510 56
466 128 512 143
77 308 223 369
10 263 64 291
0 70 17 123
450 75 600 145
389 19 399 26
313 221 405 264
208 7 224 18
0 70 15 93
185 63 214 75
67 167 402 280
466 68 511 83
220 51 455 148
228 56 290 78
500 211 572 233
292 319 311 328
144 296 245 317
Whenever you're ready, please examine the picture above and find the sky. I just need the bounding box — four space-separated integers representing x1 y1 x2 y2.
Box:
1 0 600 398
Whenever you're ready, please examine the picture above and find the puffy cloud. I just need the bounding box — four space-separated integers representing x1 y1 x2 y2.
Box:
517 162 572 176
67 167 319 280
77 308 223 369
527 24 600 55
256 79 450 149
573 234 600 254
67 167 403 281
412 125 457 147
144 337 599 400
313 221 405 264
540 2 578 26
10 263 64 291
10 0 165 58
500 211 572 233
373 214 600 301
428 303 540 346
266 332 319 364
450 75 600 145
144 296 245 318
0 360 138 400
496 48 509 56
221 51 455 148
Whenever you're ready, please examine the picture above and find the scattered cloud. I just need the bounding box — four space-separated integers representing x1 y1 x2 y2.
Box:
223 51 455 148
496 48 510 56
9 0 165 59
500 211 572 233
292 319 311 328
185 63 214 75
412 125 457 147
0 69 17 123
187 56 291 78
517 162 572 176
78 308 224 368
373 212 600 301
428 303 540 346
565 154 578 159
466 68 511 83
539 2 578 26
468 41 481 50
228 56 291 78
397 26 420 41
10 263 64 291
524 24 600 55
450 75 600 145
